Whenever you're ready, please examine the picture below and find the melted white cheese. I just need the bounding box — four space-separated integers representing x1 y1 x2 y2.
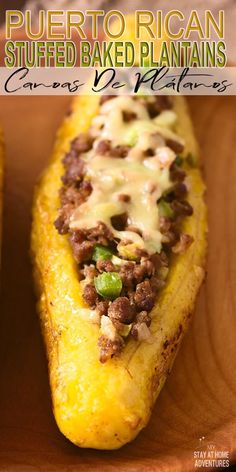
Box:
69 96 185 255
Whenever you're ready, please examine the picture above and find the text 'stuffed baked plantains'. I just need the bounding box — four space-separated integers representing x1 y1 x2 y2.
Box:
31 22 207 452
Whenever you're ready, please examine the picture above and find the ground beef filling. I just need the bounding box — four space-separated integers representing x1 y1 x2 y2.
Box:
54 95 194 363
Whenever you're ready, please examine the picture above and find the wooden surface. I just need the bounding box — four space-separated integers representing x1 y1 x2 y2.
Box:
0 95 236 471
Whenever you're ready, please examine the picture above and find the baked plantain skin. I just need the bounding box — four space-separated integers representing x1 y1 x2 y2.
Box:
0 128 4 257
31 93 207 449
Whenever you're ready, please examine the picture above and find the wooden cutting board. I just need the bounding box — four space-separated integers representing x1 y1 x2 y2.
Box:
0 92 236 471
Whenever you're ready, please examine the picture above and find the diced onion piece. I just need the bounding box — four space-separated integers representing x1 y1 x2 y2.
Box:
155 146 176 168
100 315 117 341
136 322 151 341
153 110 178 129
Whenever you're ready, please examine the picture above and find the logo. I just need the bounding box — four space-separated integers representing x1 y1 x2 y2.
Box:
193 437 230 468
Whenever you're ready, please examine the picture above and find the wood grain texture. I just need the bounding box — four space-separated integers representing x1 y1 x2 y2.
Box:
0 95 236 471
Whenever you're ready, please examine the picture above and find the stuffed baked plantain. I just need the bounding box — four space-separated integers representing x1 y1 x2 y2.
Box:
31 23 207 450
